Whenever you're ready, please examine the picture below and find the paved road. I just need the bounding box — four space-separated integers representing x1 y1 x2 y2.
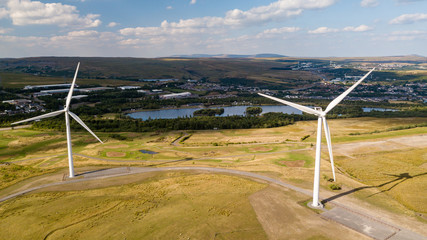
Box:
0 166 425 240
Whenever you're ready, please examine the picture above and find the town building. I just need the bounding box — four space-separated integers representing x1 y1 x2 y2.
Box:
118 86 141 90
159 92 192 100
24 84 77 90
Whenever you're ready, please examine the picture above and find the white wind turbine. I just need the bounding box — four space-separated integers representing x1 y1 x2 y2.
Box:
259 68 375 207
12 62 103 178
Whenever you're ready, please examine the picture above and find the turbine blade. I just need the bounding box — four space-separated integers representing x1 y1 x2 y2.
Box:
258 93 322 116
68 111 103 144
322 117 336 181
65 62 80 110
324 68 375 114
12 110 65 125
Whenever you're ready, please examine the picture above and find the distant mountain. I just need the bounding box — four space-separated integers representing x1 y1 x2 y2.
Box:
168 53 287 58
254 53 287 58
169 54 222 58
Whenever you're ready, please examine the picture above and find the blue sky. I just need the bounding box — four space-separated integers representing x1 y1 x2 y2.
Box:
0 0 427 58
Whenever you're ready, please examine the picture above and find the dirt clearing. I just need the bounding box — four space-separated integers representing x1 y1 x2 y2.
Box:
106 152 126 157
249 185 370 240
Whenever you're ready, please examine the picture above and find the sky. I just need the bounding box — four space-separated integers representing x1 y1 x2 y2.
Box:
0 0 427 58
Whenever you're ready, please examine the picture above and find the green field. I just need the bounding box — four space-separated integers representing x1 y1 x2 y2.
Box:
0 117 426 238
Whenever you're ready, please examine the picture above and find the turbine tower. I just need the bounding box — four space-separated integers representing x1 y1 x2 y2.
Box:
259 68 375 208
12 62 103 178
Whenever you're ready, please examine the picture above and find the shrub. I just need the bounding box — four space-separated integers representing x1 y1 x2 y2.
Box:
109 134 127 140
301 135 310 141
328 183 342 190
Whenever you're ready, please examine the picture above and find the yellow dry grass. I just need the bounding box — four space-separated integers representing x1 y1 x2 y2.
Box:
104 144 129 149
0 173 268 240
106 152 126 157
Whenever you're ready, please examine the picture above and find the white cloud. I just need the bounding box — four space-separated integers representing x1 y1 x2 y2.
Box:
108 22 118 27
190 0 196 5
0 7 8 18
256 27 300 38
343 24 373 32
45 30 122 54
120 0 337 47
262 27 300 34
387 30 427 41
396 0 425 3
0 34 46 50
0 27 11 34
5 0 101 28
166 6 173 10
2 0 348 57
390 13 427 24
309 25 373 34
0 29 126 57
308 27 339 34
361 0 379 7
50 30 120 43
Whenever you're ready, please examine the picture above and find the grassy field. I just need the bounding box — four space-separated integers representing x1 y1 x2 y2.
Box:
0 117 426 235
0 171 371 240
0 172 267 239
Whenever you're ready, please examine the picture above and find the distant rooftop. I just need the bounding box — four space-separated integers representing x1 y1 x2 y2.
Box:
140 79 178 82
24 84 77 90
79 87 114 93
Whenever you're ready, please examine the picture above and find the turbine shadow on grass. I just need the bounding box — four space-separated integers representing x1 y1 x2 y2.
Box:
321 172 427 204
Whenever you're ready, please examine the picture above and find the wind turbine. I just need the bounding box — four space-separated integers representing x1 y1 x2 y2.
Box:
12 62 103 178
259 68 375 208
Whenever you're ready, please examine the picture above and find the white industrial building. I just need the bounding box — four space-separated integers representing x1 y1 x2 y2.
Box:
78 87 114 93
159 92 192 100
40 89 77 94
118 86 141 90
2 99 32 105
24 84 77 90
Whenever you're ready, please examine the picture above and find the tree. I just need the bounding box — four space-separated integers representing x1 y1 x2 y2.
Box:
245 106 262 116
193 108 224 116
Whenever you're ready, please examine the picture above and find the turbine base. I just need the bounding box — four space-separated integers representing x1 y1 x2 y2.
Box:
308 201 324 210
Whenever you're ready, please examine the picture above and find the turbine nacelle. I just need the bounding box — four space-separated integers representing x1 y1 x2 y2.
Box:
312 107 327 117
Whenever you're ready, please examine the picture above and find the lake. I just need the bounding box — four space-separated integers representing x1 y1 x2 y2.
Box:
362 107 397 112
128 105 397 121
128 105 302 120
